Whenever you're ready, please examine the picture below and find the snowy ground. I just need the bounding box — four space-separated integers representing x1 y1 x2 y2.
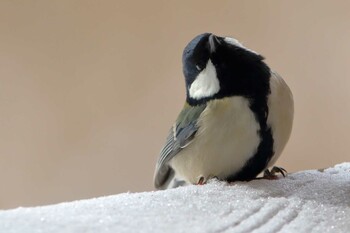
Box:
1 163 350 233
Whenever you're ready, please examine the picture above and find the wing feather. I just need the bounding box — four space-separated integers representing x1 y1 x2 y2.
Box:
154 103 206 189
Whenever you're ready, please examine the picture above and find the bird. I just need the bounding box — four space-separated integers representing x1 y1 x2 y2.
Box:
154 33 294 190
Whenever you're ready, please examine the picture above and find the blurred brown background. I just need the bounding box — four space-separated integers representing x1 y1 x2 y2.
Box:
0 0 349 209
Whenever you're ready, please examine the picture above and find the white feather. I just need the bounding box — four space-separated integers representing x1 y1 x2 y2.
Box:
224 37 258 55
208 35 217 52
189 59 220 100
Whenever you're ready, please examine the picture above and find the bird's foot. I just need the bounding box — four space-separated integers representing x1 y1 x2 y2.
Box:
263 166 287 180
197 176 206 185
196 175 217 185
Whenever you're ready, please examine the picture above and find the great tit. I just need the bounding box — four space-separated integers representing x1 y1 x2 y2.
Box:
154 33 294 190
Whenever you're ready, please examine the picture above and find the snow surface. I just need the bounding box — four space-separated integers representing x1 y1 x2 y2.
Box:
1 163 350 233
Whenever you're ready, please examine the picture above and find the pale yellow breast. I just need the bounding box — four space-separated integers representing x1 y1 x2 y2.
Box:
267 72 294 166
170 97 261 184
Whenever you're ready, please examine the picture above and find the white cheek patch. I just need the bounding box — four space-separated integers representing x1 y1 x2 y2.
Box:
189 59 220 100
224 37 258 55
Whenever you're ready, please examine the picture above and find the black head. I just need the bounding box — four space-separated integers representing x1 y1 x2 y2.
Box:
182 33 271 106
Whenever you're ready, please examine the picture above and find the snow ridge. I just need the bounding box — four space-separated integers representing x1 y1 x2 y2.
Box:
0 163 350 233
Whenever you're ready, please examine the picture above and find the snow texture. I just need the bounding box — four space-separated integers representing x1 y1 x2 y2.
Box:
1 163 350 233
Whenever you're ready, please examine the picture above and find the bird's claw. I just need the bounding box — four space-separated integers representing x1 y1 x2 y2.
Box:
197 176 206 185
263 166 287 179
196 175 218 185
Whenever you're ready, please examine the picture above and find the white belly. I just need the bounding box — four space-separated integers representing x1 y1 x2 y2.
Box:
170 96 261 184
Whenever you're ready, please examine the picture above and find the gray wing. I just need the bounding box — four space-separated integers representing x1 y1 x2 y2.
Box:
153 103 207 189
